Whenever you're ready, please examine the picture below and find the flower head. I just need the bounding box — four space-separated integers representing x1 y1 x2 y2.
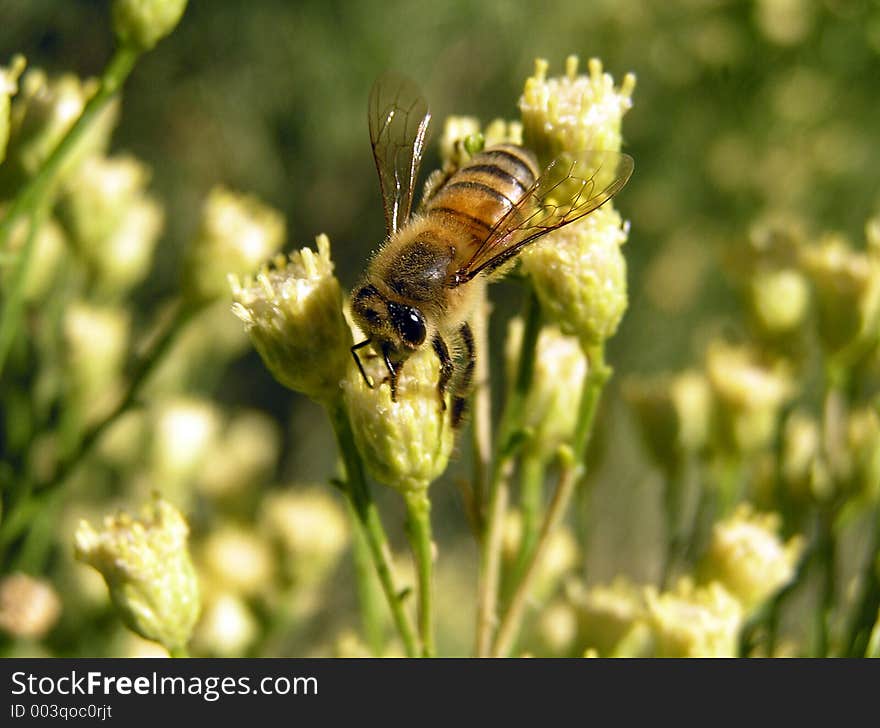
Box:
801 233 880 359
260 487 349 587
0 55 26 164
505 320 588 461
624 370 711 470
567 577 646 656
522 204 629 347
185 185 286 303
519 55 635 165
0 69 116 194
343 344 454 494
705 340 794 454
699 504 804 613
231 234 351 404
59 154 163 294
74 495 200 652
644 579 743 657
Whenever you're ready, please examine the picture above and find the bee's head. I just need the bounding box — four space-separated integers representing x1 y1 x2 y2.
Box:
351 283 427 353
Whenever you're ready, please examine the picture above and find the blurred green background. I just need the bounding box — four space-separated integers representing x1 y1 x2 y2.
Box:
3 0 880 655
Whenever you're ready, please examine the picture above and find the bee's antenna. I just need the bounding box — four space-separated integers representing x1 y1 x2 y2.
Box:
351 339 375 389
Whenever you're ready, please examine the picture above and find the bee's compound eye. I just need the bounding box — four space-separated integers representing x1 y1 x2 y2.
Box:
389 302 426 348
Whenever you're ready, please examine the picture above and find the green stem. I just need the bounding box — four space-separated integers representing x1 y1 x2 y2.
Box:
0 45 140 254
474 289 542 656
0 299 200 555
329 404 418 658
0 45 140 380
492 344 611 657
660 463 685 589
168 645 189 658
348 500 386 656
404 490 434 657
0 203 49 378
510 450 546 590
866 609 880 658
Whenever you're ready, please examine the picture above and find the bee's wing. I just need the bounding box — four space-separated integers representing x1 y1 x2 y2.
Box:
452 150 634 284
368 73 431 236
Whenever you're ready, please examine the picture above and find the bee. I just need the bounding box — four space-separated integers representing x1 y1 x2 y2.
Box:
351 74 633 424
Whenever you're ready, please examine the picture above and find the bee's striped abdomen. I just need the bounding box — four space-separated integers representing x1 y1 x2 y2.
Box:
426 144 540 248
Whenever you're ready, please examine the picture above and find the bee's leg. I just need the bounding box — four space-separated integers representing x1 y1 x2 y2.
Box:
381 344 400 402
431 334 454 413
351 339 375 389
451 322 476 428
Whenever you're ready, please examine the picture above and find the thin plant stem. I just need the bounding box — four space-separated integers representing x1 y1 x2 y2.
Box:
348 501 386 656
404 489 435 657
509 449 546 589
0 299 200 554
491 344 611 658
660 463 685 588
329 404 419 658
470 294 492 529
168 646 189 658
0 45 140 254
841 505 880 657
475 289 542 656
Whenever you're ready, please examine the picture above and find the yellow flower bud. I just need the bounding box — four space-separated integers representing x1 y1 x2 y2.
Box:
113 0 188 51
439 116 482 169
231 234 351 404
535 599 578 656
748 268 809 335
343 344 454 493
801 234 880 358
519 55 635 164
522 203 629 347
260 487 349 587
644 579 743 657
699 504 804 613
151 397 221 487
483 118 522 148
505 319 588 460
196 410 281 499
705 340 793 454
63 302 130 420
192 592 258 657
843 407 880 501
59 154 163 294
185 185 286 303
0 573 61 640
781 410 829 503
0 55 26 164
199 525 274 597
0 69 117 194
3 214 65 302
74 495 201 652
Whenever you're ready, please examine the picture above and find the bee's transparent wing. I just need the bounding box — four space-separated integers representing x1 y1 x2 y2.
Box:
368 73 431 236
452 150 634 284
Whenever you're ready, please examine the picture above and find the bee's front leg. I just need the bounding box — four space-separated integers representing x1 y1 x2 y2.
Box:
432 334 454 413
381 344 400 402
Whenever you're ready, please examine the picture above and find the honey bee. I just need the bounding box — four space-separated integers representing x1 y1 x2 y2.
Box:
351 74 633 424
